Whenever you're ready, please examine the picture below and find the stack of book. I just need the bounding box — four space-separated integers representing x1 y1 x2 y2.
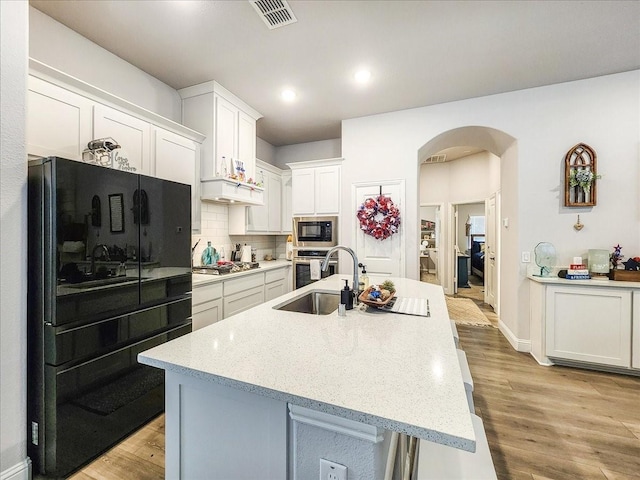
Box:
566 263 590 280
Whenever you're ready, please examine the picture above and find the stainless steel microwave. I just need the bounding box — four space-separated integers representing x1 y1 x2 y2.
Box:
292 216 338 247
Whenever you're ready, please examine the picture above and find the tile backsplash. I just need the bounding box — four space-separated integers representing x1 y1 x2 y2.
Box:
191 202 289 266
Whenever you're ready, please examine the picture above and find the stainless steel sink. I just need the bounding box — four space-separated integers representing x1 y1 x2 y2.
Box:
273 290 340 315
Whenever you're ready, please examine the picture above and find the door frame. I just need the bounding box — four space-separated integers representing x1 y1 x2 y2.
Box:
352 179 406 278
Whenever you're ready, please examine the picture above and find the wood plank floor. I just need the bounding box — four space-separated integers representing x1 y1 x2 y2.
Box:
70 318 640 480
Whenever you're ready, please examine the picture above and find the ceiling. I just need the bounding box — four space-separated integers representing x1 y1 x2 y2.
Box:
30 0 640 147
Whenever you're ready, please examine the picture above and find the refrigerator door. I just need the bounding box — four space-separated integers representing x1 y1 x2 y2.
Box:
53 158 141 327
137 173 192 305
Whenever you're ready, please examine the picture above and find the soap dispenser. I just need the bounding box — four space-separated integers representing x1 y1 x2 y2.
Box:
341 279 354 310
358 263 370 293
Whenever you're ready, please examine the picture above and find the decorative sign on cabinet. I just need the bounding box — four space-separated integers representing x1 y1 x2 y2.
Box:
93 104 150 173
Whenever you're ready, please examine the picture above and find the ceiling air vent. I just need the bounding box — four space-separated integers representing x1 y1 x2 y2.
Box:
424 154 447 164
249 0 297 30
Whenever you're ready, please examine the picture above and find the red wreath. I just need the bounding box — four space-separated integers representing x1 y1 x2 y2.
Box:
356 194 401 240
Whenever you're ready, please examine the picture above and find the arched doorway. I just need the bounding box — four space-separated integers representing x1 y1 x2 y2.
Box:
417 126 517 319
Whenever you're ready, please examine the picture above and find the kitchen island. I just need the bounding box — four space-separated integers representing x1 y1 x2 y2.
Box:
138 275 475 479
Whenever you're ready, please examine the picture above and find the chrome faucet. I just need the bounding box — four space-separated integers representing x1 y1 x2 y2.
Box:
90 244 110 275
321 245 359 306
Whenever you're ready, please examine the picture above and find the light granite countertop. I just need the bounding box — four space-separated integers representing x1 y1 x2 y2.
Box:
139 274 476 452
192 259 291 286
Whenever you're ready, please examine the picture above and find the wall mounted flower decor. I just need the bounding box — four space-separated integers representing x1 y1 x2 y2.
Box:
564 143 599 207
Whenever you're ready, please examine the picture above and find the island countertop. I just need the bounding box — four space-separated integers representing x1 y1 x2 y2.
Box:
138 275 475 452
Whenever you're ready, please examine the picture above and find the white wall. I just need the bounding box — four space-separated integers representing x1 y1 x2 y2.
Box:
257 137 277 165
274 138 341 169
343 71 640 345
1 1 30 478
29 7 182 122
420 151 500 204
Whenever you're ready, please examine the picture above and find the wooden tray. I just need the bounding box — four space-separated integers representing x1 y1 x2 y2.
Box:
609 269 640 281
358 286 396 308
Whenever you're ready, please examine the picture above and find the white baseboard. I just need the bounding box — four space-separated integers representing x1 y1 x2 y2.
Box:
498 320 531 353
1 458 31 480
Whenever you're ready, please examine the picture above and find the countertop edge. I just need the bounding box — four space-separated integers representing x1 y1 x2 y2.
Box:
138 354 475 452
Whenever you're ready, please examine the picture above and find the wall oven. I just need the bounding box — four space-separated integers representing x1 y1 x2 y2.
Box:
293 249 338 289
293 216 338 248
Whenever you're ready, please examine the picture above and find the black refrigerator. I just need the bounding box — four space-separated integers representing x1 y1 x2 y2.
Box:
27 157 192 477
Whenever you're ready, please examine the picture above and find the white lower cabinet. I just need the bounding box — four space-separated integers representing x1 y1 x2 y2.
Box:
223 274 266 319
192 282 223 330
545 285 632 368
193 266 291 322
265 268 287 302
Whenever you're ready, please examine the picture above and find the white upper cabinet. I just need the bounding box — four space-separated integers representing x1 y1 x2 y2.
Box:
153 127 201 232
27 76 93 160
180 81 262 186
281 171 292 234
93 104 151 174
214 95 237 172
27 62 205 232
289 158 343 216
229 160 285 235
237 111 257 181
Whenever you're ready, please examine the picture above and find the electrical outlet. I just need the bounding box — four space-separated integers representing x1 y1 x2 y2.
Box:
320 458 347 480
522 251 531 263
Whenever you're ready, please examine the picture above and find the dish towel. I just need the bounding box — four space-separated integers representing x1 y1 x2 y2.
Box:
310 259 321 280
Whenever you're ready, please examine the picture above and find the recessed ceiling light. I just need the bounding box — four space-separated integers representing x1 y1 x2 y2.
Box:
354 69 371 84
281 89 296 102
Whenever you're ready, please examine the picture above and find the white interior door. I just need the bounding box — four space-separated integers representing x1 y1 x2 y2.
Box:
485 193 497 309
353 181 405 277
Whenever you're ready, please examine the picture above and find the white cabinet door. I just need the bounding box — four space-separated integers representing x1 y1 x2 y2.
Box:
192 298 223 331
265 280 286 302
292 165 340 216
232 164 283 234
281 171 292 233
268 172 282 232
633 291 640 369
292 168 316 215
223 274 265 319
93 104 150 174
214 95 236 177
315 166 340 215
153 128 201 232
238 110 256 181
27 76 93 160
545 286 632 367
224 286 265 319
